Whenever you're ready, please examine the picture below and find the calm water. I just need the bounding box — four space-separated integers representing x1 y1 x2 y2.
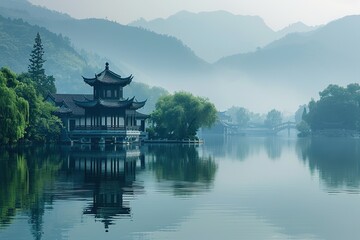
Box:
1 136 360 240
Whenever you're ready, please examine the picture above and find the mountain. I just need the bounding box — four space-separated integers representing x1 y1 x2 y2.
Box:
0 15 167 113
129 11 316 63
0 14 97 93
216 15 360 101
277 22 318 37
0 1 209 90
4 0 355 113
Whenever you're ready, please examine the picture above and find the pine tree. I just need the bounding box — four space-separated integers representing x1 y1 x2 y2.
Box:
28 32 56 96
28 33 45 82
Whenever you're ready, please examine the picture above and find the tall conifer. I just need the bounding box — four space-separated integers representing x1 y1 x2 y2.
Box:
28 32 55 96
28 32 45 82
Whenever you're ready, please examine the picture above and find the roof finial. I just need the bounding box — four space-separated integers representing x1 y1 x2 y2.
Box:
105 62 109 70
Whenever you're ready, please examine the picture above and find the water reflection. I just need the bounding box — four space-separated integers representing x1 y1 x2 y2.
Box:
203 136 287 161
61 145 145 231
296 138 360 191
0 143 218 238
0 145 62 240
145 144 217 196
0 145 146 235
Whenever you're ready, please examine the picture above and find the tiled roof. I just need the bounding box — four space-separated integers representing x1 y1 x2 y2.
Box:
73 97 146 110
83 63 133 86
47 93 93 116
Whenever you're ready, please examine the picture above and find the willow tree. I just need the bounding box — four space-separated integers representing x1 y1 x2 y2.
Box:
28 32 55 96
0 68 29 144
151 92 217 139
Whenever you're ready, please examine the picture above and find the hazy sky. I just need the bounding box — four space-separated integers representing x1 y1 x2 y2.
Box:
28 0 360 30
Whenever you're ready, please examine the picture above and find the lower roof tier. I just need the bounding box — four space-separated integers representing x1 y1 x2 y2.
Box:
74 97 146 110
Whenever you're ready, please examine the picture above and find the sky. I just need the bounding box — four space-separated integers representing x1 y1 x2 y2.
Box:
28 0 360 30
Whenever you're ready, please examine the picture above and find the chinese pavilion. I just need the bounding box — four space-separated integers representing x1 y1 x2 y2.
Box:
48 63 148 144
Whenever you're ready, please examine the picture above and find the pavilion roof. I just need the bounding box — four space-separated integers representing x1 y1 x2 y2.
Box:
83 62 133 86
46 93 93 116
74 97 146 110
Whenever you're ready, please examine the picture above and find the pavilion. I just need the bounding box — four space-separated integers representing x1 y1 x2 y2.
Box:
47 63 148 144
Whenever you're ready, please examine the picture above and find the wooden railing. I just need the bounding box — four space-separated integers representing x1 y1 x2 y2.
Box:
73 126 140 131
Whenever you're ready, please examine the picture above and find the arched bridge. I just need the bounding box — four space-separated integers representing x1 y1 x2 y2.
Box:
272 121 297 134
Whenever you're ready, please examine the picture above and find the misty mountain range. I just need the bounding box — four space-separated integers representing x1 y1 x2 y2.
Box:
216 15 360 93
1 0 360 112
130 10 317 63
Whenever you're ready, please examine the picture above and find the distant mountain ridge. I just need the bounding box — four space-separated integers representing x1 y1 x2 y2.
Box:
216 15 360 100
3 0 360 112
0 15 167 113
129 10 317 62
0 0 209 90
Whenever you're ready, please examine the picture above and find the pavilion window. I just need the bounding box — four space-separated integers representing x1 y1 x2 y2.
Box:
106 90 111 98
118 117 124 126
80 117 85 126
102 116 106 126
107 116 111 127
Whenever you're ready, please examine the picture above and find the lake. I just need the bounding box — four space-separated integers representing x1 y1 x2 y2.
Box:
1 136 360 240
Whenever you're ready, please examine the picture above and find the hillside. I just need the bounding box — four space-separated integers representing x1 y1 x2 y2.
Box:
129 11 316 62
0 15 167 113
0 14 97 93
0 0 209 90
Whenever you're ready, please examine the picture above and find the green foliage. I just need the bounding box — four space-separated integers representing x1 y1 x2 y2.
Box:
264 109 282 128
0 67 61 144
304 84 360 131
16 73 62 142
28 33 45 81
296 120 311 137
151 92 217 139
0 68 29 144
28 32 56 96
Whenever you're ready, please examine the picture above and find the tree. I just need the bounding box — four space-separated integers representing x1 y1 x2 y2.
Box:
226 106 250 127
294 104 307 123
296 120 311 137
235 107 250 128
151 92 217 139
16 73 62 142
28 32 56 96
0 68 29 144
264 109 282 128
303 84 360 131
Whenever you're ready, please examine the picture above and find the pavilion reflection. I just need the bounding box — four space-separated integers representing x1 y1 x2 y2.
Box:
62 144 145 231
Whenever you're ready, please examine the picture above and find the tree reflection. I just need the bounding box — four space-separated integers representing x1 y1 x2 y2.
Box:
145 144 217 195
264 137 283 160
0 145 63 240
296 138 360 190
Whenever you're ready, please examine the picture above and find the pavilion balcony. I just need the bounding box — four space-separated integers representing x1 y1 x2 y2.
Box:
73 126 141 131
